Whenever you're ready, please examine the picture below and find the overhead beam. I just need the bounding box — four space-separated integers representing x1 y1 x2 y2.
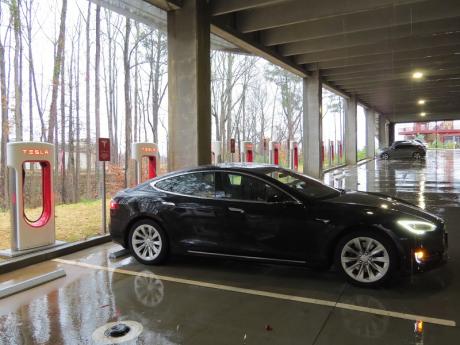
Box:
334 73 460 87
330 67 460 83
306 46 460 70
211 0 287 16
144 0 181 11
320 57 460 76
279 17 460 56
210 22 308 78
354 84 460 95
236 0 428 33
339 76 460 89
261 0 460 45
294 33 460 63
386 112 460 122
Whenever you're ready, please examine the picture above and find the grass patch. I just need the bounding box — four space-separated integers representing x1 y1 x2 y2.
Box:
0 199 109 250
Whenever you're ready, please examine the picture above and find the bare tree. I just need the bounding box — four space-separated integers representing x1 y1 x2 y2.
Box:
123 17 131 187
85 1 91 198
95 4 101 195
47 0 67 143
59 32 66 202
11 0 23 141
0 10 11 208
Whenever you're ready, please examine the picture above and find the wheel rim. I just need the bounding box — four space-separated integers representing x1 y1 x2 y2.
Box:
341 237 390 283
382 154 388 160
414 153 420 159
132 224 162 261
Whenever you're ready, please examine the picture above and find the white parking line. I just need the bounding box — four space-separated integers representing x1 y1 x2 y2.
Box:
53 258 456 327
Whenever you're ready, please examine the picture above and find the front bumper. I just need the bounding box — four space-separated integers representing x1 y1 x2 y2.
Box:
411 231 448 273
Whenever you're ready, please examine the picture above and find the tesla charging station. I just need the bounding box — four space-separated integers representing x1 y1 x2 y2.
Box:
289 141 299 171
1 142 59 257
241 141 254 162
269 141 281 165
132 142 159 184
211 141 222 164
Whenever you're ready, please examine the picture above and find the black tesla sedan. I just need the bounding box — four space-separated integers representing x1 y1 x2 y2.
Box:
109 164 447 287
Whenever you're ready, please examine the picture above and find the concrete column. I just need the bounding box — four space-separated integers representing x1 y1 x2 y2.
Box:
388 122 395 145
345 96 357 165
378 115 389 148
167 0 211 171
366 109 376 158
302 71 322 178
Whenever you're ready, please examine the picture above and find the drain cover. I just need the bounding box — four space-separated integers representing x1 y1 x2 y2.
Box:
104 323 131 338
93 321 143 344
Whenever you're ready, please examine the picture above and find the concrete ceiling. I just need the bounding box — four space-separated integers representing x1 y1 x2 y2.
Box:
148 0 460 123
208 0 460 123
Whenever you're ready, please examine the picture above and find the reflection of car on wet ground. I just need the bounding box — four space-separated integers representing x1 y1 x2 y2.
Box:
109 164 447 287
380 141 426 160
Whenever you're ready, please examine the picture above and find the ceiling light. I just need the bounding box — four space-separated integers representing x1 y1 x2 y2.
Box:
418 99 426 105
420 112 426 117
413 71 424 79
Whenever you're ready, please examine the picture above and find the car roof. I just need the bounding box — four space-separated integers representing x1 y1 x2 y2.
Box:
151 163 282 180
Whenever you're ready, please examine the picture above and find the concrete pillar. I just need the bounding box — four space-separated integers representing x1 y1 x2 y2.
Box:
345 96 357 165
378 115 389 148
388 122 395 145
302 71 322 178
366 109 376 158
167 0 211 171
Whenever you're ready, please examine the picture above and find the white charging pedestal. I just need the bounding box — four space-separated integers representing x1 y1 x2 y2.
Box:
1 142 64 258
131 142 160 185
211 141 222 164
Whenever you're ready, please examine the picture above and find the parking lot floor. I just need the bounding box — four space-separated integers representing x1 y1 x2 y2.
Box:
1 149 460 344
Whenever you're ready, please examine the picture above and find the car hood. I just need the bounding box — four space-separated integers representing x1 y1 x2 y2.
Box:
326 191 440 222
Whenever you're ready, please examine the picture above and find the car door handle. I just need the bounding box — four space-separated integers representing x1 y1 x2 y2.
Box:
228 207 245 214
161 201 176 207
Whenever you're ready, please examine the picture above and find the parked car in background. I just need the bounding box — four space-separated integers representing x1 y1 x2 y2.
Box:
109 164 447 287
380 141 426 160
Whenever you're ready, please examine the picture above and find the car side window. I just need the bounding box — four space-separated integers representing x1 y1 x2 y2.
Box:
216 172 292 203
155 172 215 197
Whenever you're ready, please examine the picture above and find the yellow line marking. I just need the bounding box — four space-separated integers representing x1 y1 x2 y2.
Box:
53 258 456 327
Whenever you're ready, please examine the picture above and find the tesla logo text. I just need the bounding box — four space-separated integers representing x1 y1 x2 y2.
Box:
141 147 157 153
22 149 49 155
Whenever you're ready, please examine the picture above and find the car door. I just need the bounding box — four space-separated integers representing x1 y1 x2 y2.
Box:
153 171 228 253
391 143 404 158
214 171 315 262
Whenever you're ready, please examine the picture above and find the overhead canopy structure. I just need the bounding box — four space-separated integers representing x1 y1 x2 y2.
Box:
147 0 460 123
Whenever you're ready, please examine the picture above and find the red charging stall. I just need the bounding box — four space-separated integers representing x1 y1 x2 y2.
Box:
132 142 159 184
241 141 254 162
269 141 280 165
289 141 299 171
211 141 222 164
2 142 58 256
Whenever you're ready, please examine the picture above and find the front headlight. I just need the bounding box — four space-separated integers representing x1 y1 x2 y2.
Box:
397 220 436 235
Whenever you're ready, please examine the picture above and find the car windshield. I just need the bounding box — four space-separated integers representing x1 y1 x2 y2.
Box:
263 168 340 199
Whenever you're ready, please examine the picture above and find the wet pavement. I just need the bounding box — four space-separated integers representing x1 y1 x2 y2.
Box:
1 149 460 344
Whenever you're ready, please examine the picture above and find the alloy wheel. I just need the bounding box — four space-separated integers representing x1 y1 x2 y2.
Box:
340 237 390 283
131 224 163 261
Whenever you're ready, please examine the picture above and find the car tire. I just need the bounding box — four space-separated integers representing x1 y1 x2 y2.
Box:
381 153 389 160
128 219 169 265
334 231 398 288
413 152 421 160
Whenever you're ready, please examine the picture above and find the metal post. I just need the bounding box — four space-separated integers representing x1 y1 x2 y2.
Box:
102 161 106 234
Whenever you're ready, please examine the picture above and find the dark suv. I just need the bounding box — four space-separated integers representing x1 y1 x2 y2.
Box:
380 141 426 160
